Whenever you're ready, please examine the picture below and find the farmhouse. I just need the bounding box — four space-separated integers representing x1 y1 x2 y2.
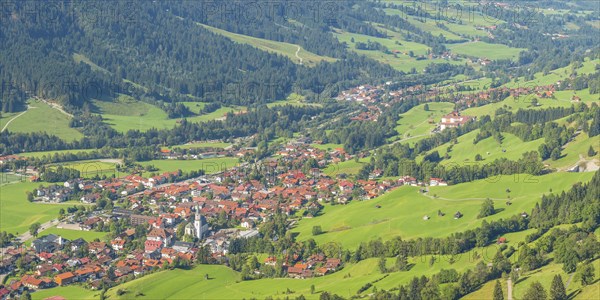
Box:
440 112 474 131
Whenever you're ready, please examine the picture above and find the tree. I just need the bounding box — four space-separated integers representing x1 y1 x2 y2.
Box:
396 254 409 271
29 222 41 238
576 263 595 286
478 199 495 218
22 291 32 300
475 153 483 161
549 275 567 300
424 104 430 111
550 147 561 161
588 146 597 157
493 280 504 300
311 284 315 294
523 281 547 300
378 256 387 273
421 279 440 300
312 225 323 236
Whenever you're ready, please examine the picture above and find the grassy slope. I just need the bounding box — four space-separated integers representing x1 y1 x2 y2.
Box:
0 182 63 234
393 102 455 143
18 149 100 159
292 172 593 249
93 96 245 132
32 286 99 300
51 160 119 179
198 24 336 67
447 41 525 60
4 100 82 141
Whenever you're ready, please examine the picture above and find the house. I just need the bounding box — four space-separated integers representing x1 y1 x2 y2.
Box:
497 237 507 244
32 234 67 253
144 240 163 253
70 238 87 252
429 177 447 186
440 112 474 131
147 228 172 245
54 272 77 286
172 241 193 253
454 211 463 219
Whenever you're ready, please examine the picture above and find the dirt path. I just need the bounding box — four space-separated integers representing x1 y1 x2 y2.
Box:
1 105 35 132
31 96 73 118
507 278 513 300
565 272 575 290
295 46 303 65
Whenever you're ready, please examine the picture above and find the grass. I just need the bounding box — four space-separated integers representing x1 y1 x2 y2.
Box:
447 41 525 60
198 23 336 67
311 143 344 151
0 182 64 235
463 280 508 300
421 130 545 165
334 28 465 73
32 286 99 300
139 157 240 176
17 149 100 159
166 141 232 150
0 173 27 186
266 93 321 108
292 172 593 250
393 102 455 144
513 258 600 300
323 158 370 177
73 53 110 74
545 131 600 170
93 96 245 132
50 160 120 179
37 227 107 242
3 100 83 141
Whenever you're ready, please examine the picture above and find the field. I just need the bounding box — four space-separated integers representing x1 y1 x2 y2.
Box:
334 28 465 73
0 182 63 235
420 130 546 165
0 172 26 186
50 160 120 179
292 172 593 249
447 41 525 60
323 158 370 177
462 94 583 118
198 23 336 67
17 148 100 159
2 100 83 141
393 102 455 143
139 157 240 176
32 286 99 300
266 93 321 108
37 227 107 242
311 143 343 151
93 96 245 132
102 226 540 299
165 141 232 150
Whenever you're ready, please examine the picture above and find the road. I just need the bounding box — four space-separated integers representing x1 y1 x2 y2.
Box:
507 278 513 300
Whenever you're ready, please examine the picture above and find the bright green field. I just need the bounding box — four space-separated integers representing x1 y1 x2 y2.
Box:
3 101 83 141
101 227 536 299
50 160 119 179
32 286 99 300
166 141 232 150
37 227 107 242
139 157 240 176
421 130 545 165
447 41 525 60
94 97 245 132
323 158 370 177
292 172 593 249
513 258 600 300
545 131 600 170
198 24 336 67
267 93 321 108
394 102 455 142
462 95 580 118
0 173 26 186
17 148 99 159
311 143 343 151
0 182 63 234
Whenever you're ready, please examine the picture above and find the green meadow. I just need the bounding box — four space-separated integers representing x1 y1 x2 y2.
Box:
323 158 370 177
166 141 232 150
50 160 120 179
37 227 107 242
393 102 455 143
421 130 546 165
198 23 336 67
93 96 245 132
17 148 100 159
2 100 83 141
266 93 321 108
32 286 99 300
292 172 593 250
139 157 240 176
447 41 525 60
0 182 63 235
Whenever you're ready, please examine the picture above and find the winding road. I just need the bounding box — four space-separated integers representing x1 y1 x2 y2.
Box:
0 105 35 132
295 46 303 65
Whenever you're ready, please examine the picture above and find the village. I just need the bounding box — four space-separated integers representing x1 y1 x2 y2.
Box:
0 137 456 298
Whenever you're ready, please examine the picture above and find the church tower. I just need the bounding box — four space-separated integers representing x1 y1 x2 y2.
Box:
194 205 204 239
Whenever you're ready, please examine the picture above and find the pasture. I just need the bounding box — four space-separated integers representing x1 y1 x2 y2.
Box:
292 172 593 250
2 100 83 141
394 102 455 143
447 41 525 60
139 157 240 176
32 286 98 300
198 23 336 67
0 182 63 235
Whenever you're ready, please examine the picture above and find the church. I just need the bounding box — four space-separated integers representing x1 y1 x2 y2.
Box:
185 206 209 240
